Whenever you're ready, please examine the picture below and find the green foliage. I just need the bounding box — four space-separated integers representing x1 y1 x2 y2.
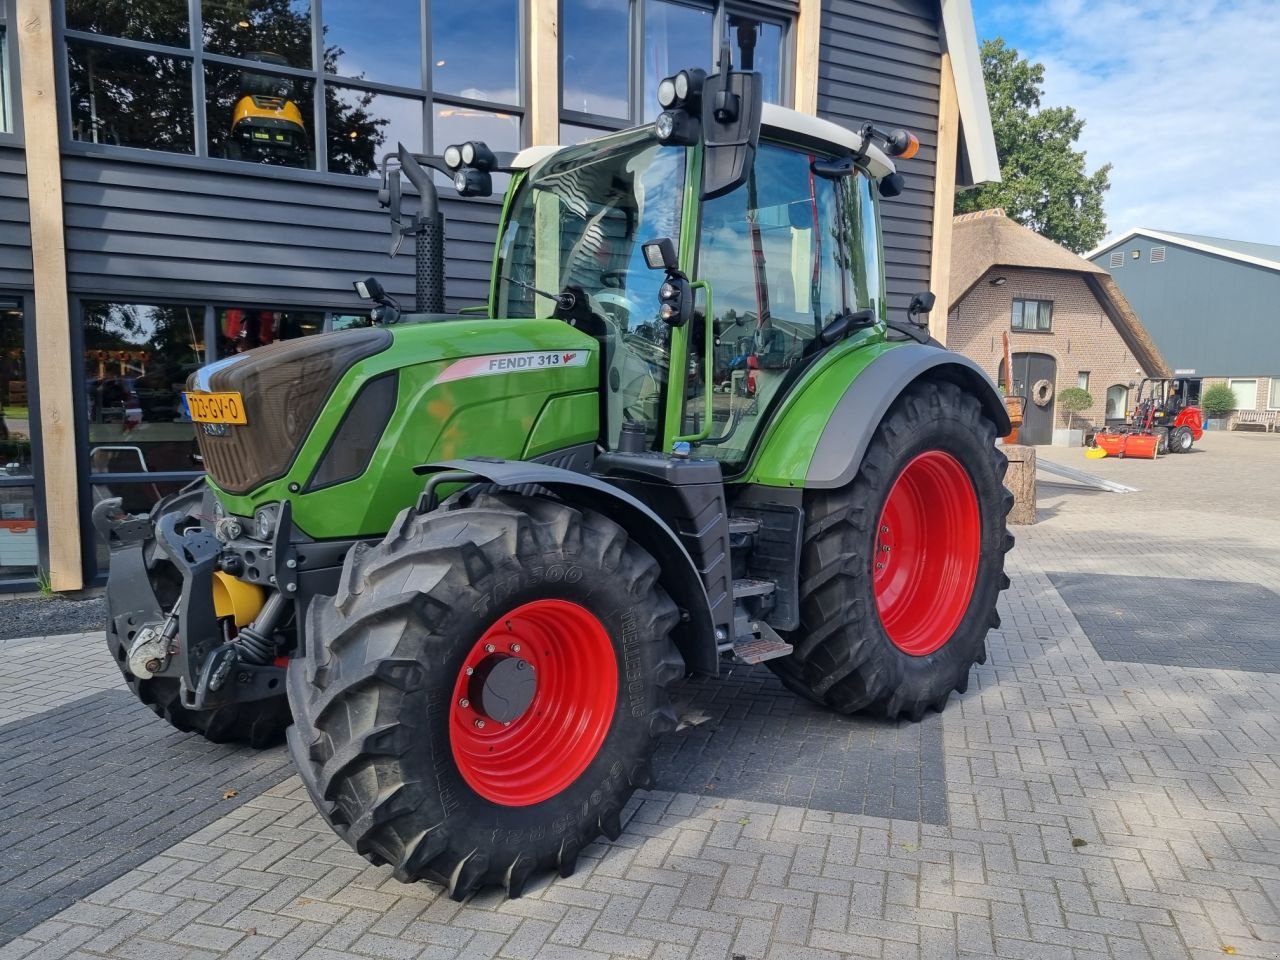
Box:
36 567 53 597
1057 386 1093 427
955 39 1112 253
1201 383 1238 418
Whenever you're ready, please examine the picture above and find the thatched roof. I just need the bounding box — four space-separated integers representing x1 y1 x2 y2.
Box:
951 209 1170 377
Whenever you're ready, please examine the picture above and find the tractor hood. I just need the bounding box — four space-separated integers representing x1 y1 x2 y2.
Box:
193 317 601 538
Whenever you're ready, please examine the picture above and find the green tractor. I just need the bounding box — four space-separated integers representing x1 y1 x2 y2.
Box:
95 61 1012 900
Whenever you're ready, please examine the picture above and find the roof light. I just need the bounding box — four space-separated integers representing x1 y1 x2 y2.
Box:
657 77 678 110
885 129 919 159
442 144 463 170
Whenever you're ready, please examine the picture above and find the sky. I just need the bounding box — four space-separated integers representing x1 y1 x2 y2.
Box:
970 0 1280 249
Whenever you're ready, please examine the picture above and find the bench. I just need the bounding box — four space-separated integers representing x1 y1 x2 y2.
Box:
1231 411 1274 432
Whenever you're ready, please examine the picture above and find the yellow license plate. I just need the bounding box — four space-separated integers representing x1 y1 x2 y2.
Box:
185 391 247 425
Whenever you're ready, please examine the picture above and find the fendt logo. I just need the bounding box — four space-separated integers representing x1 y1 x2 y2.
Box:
437 350 589 384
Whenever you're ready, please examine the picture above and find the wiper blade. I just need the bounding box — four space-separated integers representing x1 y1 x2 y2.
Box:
508 277 576 310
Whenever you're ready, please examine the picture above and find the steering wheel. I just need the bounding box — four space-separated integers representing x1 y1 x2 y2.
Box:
592 290 642 328
600 270 628 289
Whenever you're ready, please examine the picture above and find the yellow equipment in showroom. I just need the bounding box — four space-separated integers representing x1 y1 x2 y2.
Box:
230 51 308 166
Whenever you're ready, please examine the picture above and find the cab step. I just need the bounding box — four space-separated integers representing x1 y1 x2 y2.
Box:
727 621 793 665
728 517 762 537
732 577 776 599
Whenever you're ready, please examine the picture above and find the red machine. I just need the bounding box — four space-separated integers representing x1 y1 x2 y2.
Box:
1092 378 1203 458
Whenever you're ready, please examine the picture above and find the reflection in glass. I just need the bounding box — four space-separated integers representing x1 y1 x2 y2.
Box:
0 28 12 134
433 103 520 190
322 0 421 89
66 0 190 47
206 60 315 167
81 303 203 479
0 485 38 581
558 123 613 146
201 0 312 68
68 42 194 153
431 0 519 103
726 14 783 104
90 481 188 579
562 0 629 119
215 306 324 356
643 1 713 121
0 302 32 479
327 85 422 177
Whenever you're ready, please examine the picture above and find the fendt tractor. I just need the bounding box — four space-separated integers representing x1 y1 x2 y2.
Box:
96 58 1013 900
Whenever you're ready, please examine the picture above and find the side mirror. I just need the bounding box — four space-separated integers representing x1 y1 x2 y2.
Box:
700 61 763 201
907 290 936 325
642 238 691 328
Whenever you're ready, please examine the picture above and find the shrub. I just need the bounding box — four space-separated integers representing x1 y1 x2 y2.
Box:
1057 387 1093 428
1201 383 1238 418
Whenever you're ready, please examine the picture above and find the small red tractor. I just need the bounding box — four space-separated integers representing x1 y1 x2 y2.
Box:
1092 378 1204 458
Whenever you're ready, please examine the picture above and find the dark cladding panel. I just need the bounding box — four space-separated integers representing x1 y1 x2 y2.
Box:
61 155 498 310
818 0 941 317
0 146 32 288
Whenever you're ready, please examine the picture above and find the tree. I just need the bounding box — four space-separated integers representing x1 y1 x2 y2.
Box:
955 39 1112 253
1201 384 1238 419
1057 387 1093 430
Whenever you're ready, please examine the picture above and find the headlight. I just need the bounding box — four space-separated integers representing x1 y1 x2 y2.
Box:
253 504 278 541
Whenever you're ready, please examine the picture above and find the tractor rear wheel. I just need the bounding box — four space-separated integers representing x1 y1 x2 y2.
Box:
105 489 293 748
287 493 682 900
769 379 1013 721
1155 428 1169 455
1171 425 1194 452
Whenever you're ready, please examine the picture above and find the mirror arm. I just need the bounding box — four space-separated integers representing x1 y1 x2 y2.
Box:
675 280 716 444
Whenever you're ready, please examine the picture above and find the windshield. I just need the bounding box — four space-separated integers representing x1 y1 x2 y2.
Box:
495 133 688 446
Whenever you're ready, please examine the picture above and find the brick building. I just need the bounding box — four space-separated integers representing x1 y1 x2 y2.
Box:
947 210 1168 445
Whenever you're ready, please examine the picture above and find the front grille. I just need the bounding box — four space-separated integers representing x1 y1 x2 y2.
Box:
191 328 392 495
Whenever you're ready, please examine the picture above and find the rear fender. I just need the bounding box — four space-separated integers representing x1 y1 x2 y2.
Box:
414 458 719 676
805 344 1010 489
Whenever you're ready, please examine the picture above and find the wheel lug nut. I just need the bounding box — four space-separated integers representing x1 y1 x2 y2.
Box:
465 667 474 676
474 719 485 729
881 526 889 534
484 643 495 653
458 698 469 708
876 562 884 570
881 544 890 552
510 643 521 653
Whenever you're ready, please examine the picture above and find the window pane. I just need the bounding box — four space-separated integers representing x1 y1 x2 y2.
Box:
1270 378 1280 409
433 102 520 189
68 42 194 153
1037 302 1052 330
327 85 422 177
844 174 882 311
82 303 202 486
202 0 312 69
725 14 784 104
1010 301 1023 329
215 306 325 356
90 480 192 580
323 1 420 88
1230 380 1257 410
643 1 713 122
0 301 31 481
558 123 615 145
562 0 629 119
205 59 315 168
0 27 12 133
66 0 189 47
431 0 519 103
0 485 39 581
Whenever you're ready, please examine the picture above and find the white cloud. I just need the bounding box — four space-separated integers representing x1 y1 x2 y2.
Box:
990 0 1280 246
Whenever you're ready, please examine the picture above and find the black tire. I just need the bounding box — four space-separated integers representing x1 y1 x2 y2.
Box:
769 379 1013 721
286 492 682 900
1171 425 1194 453
1155 427 1169 455
104 488 293 748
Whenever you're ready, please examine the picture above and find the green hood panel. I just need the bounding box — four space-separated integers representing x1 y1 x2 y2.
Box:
208 317 600 539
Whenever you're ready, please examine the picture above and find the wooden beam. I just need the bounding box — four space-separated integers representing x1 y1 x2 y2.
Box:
793 0 821 114
17 0 82 591
928 51 960 345
528 0 559 145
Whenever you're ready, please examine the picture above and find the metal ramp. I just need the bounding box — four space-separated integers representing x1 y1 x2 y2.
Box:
1035 457 1138 494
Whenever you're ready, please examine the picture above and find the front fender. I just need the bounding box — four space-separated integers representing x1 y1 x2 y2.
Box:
414 458 720 676
745 341 1010 489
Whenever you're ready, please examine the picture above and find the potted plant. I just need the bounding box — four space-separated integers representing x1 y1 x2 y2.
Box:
1201 383 1236 430
1053 387 1092 446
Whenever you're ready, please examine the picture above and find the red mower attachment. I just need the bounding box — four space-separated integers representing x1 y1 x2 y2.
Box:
1092 431 1160 459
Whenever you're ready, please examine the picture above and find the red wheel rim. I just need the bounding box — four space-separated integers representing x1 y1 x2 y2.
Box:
450 599 617 806
873 451 981 656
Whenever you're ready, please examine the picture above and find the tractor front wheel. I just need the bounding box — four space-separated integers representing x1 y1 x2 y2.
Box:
287 493 682 900
1171 425 1194 452
770 379 1013 721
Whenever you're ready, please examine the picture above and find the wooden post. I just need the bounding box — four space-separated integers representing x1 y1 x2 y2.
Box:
793 0 821 115
1002 444 1036 525
928 52 960 345
528 0 559 145
17 0 82 591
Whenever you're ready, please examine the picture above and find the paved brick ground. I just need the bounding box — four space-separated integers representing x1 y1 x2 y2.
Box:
1 431 1277 960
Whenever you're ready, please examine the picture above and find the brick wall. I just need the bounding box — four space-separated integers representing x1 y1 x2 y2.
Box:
1201 376 1279 428
948 267 1155 429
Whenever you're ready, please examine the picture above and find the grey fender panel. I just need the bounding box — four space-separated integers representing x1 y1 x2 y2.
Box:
807 344 1011 490
415 458 719 676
